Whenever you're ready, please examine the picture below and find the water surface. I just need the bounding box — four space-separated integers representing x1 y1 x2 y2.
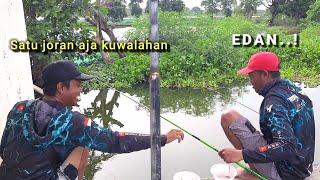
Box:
77 84 320 180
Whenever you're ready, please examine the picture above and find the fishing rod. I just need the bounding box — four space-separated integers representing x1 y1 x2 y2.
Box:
105 85 267 180
236 101 259 114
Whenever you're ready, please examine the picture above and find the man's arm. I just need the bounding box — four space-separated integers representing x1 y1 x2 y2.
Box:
69 113 183 153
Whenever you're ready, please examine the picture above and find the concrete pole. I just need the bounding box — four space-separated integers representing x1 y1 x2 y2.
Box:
0 0 34 142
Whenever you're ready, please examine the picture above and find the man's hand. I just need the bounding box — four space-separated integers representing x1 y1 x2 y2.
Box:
218 148 243 163
165 129 184 144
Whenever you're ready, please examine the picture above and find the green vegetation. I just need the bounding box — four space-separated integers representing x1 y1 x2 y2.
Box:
306 0 320 23
80 12 320 89
21 1 320 177
24 0 319 89
267 25 320 86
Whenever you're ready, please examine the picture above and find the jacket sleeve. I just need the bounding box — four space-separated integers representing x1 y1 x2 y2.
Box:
242 95 298 163
0 120 10 159
0 103 20 158
69 112 167 153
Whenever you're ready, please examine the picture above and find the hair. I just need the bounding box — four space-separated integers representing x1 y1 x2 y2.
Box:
269 71 281 79
43 80 71 96
256 70 281 79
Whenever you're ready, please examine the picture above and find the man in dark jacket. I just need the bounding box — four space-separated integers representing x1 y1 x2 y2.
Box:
0 60 184 180
218 52 315 180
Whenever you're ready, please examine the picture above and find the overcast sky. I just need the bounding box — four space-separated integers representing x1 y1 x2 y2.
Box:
173 0 202 9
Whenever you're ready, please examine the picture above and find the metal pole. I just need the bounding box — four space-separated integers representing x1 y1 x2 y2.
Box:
149 0 161 179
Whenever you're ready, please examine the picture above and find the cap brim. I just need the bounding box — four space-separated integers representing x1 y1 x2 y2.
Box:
74 73 94 81
237 67 254 75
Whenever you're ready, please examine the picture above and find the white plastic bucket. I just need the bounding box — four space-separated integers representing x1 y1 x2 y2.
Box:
173 171 201 180
210 164 237 180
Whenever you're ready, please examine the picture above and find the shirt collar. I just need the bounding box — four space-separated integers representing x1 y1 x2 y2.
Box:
258 78 281 97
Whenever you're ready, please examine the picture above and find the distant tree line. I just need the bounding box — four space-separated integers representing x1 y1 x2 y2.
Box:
200 0 318 26
107 0 319 26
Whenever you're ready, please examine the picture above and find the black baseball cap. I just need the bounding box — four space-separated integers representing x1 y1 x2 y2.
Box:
42 60 94 87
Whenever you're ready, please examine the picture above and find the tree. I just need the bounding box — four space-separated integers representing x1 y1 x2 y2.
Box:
170 0 185 12
201 0 220 16
219 0 236 17
158 0 185 12
239 0 262 19
262 0 284 26
146 0 186 13
108 0 127 22
129 0 143 17
201 0 235 17
306 0 320 23
86 0 126 61
191 6 202 14
282 0 315 24
23 0 95 86
23 0 129 87
160 0 171 11
263 0 316 26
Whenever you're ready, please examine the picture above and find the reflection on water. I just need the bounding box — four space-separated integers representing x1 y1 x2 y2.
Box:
84 89 123 128
120 83 249 116
84 152 114 179
78 84 320 180
80 89 122 179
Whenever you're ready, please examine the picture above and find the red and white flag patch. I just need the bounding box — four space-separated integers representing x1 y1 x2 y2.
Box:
296 103 301 109
17 104 25 111
258 146 268 152
84 118 92 127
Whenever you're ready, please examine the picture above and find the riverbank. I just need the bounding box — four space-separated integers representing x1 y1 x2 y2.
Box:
78 15 320 89
79 60 320 90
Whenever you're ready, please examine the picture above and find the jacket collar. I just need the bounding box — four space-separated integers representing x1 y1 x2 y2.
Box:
258 78 281 97
258 78 301 97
